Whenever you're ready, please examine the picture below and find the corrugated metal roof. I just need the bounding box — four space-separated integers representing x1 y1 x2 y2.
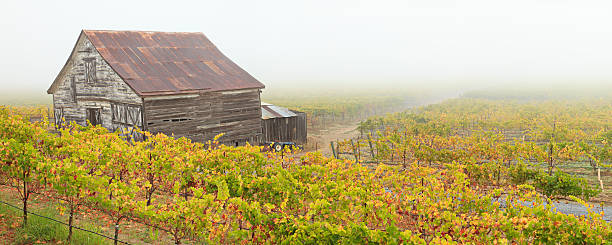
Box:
261 103 297 119
83 30 265 96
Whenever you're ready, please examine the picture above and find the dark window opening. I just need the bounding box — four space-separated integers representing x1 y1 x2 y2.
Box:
162 118 192 122
227 107 259 113
221 118 248 124
241 108 259 113
86 108 102 126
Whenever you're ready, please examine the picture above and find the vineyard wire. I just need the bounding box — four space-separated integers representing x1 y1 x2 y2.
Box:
0 198 132 245
0 182 212 241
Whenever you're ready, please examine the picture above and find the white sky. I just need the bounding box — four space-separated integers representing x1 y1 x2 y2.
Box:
1 0 611 94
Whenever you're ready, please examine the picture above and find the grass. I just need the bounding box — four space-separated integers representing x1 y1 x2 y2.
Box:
0 202 110 245
0 184 181 245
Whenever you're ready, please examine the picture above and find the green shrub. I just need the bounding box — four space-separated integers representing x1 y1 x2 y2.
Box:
534 171 600 201
509 163 600 201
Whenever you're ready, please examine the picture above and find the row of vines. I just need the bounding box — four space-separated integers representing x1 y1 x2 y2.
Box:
334 98 611 202
1 104 611 244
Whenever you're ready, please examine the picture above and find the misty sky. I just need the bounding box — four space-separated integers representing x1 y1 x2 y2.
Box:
1 0 612 94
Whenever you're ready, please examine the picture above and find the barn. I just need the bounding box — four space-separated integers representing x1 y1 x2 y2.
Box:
261 103 307 145
47 30 265 146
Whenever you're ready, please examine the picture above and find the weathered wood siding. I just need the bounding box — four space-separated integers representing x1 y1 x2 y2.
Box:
51 33 141 130
293 111 308 144
143 89 262 145
261 111 307 144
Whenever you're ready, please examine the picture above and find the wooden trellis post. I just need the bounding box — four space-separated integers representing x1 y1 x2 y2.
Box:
336 140 340 159
403 131 407 168
367 134 375 158
330 141 337 159
350 139 358 162
357 140 361 162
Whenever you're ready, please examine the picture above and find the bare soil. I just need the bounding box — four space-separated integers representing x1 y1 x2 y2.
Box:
301 120 361 157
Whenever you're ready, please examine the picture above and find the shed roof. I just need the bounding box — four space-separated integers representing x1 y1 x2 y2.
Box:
261 102 298 119
51 30 265 96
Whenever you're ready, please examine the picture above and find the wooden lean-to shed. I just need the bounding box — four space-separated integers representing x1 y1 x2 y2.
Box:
47 30 265 145
261 103 307 145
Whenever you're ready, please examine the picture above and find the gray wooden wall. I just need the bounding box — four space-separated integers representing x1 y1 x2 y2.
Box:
143 89 263 145
261 112 307 145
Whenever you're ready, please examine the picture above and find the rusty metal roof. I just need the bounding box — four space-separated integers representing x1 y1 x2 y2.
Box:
261 102 298 119
83 30 265 96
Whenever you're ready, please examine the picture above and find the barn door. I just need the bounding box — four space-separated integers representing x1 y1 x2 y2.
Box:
86 108 101 126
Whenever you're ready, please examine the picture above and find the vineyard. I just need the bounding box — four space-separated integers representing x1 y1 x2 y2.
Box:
1 105 52 123
1 96 612 244
335 98 611 203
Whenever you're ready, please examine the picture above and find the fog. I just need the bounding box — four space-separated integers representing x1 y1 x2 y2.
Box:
1 0 611 101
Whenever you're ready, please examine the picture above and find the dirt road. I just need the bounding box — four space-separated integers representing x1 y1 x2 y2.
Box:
300 96 457 157
302 95 458 157
306 121 361 157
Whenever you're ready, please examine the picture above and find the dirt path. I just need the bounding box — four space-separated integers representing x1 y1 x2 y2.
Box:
301 96 458 157
299 96 458 158
306 121 362 157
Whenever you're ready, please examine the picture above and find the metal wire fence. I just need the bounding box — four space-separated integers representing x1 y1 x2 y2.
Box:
0 198 132 245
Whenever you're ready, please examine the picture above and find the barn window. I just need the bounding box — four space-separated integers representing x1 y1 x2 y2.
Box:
86 108 102 126
111 103 143 127
111 103 144 141
162 118 192 122
221 118 247 124
83 58 97 84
